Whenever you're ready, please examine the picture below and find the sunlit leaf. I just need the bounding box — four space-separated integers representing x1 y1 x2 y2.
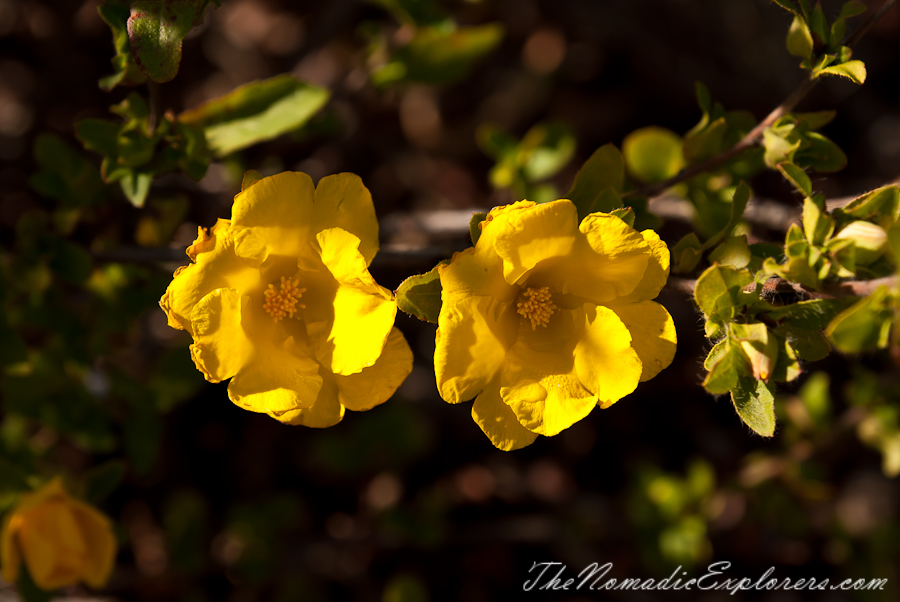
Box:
396 262 447 323
732 377 776 436
623 126 684 184
817 60 867 84
127 0 206 83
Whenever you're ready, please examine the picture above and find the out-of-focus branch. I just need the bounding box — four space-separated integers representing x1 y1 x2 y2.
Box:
665 274 898 298
625 0 898 201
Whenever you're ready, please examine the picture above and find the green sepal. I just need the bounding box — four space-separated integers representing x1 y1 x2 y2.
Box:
731 376 776 437
469 213 488 245
395 261 449 323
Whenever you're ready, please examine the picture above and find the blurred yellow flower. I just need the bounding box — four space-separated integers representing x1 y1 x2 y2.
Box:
435 200 676 450
0 477 116 591
160 172 413 426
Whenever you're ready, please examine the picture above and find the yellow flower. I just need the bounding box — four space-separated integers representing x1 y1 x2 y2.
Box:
435 200 676 450
160 172 413 426
0 477 116 591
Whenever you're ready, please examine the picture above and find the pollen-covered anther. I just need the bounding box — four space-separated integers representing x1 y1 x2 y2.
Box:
516 286 557 330
263 276 306 322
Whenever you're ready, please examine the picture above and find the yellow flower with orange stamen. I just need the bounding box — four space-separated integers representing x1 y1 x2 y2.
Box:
159 172 413 426
435 200 676 450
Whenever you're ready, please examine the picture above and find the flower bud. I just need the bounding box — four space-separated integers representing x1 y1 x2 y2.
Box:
833 221 888 266
0 477 116 591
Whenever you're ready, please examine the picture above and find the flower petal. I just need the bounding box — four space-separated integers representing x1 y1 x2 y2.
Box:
606 300 676 382
280 369 345 427
160 224 259 334
574 304 642 407
189 288 252 383
489 200 578 284
69 502 115 589
21 501 84 590
337 328 413 412
617 230 670 303
0 514 20 585
471 376 538 450
313 173 380 266
435 295 516 403
500 319 598 436
231 171 317 262
316 228 397 375
227 337 323 416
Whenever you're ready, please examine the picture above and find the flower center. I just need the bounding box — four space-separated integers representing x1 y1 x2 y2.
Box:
516 286 556 330
263 276 306 322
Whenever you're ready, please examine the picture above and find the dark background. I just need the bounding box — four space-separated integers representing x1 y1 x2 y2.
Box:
1 0 900 600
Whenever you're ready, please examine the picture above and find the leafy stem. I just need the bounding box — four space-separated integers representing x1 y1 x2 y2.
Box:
625 0 897 200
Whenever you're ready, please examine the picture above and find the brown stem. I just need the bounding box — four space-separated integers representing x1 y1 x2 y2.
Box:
625 0 898 200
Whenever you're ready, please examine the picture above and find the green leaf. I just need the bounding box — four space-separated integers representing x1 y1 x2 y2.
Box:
709 235 751 269
763 256 820 289
520 122 576 181
702 181 751 250
84 460 126 502
763 126 802 168
241 169 264 191
825 287 895 353
778 161 812 197
839 0 867 19
786 15 814 59
794 110 836 129
119 169 152 207
841 185 899 220
396 262 447 323
702 341 743 394
801 195 834 245
373 23 504 86
888 223 900 262
97 1 146 90
704 339 728 370
683 116 727 164
469 212 487 245
566 144 624 219
695 81 712 114
799 371 831 425
731 377 776 436
622 126 684 184
694 264 754 321
671 232 703 274
778 326 831 361
808 4 828 46
795 131 847 172
74 119 121 157
817 60 866 84
179 75 330 156
17 563 54 602
30 134 106 208
764 298 853 330
127 0 205 83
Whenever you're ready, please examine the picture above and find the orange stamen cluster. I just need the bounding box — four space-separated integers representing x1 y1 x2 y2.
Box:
516 286 556 330
263 276 306 322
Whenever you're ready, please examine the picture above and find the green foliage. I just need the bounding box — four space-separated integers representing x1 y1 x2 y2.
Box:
372 23 504 87
76 93 211 206
826 286 897 353
732 376 776 437
478 121 576 203
179 75 330 157
97 1 146 91
565 144 625 220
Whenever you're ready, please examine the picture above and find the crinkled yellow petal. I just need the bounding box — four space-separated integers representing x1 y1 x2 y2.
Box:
160 224 259 334
539 213 649 304
439 246 517 306
227 337 323 416
490 199 578 284
574 304 642 407
337 328 413 412
616 230 670 303
500 314 598 436
69 501 115 589
316 228 396 375
230 171 317 263
471 375 538 451
189 288 252 383
435 295 517 403
280 369 345 427
606 300 676 382
312 173 380 266
0 513 20 585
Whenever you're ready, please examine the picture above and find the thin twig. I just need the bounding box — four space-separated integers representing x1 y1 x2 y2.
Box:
625 0 898 200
